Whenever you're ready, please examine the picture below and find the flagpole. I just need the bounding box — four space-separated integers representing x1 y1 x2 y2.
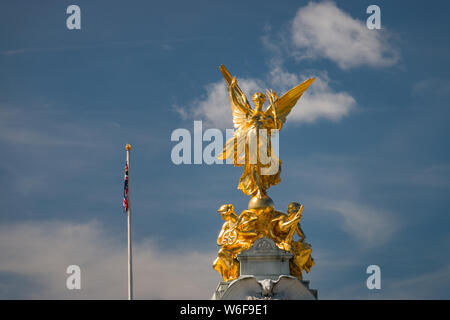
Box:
126 143 133 300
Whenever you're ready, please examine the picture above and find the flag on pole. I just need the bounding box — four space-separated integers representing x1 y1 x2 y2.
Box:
123 163 129 212
124 143 133 300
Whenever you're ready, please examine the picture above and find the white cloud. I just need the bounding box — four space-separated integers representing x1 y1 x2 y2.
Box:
286 74 355 123
0 221 219 299
317 200 397 247
177 67 355 129
0 104 103 148
291 1 399 69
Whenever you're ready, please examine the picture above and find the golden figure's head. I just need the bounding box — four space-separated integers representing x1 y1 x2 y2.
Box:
218 204 237 220
252 92 266 111
288 202 301 215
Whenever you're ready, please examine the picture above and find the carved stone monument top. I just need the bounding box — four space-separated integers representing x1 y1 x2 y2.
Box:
212 238 317 300
238 238 293 258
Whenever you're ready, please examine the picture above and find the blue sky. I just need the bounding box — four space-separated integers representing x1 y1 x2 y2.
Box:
0 0 449 299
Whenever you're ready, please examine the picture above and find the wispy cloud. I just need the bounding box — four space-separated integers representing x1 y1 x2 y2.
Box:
286 154 397 247
302 247 450 299
0 103 165 198
291 1 400 69
384 266 450 299
408 164 450 189
316 200 397 247
412 78 450 97
0 36 221 56
0 104 102 148
0 221 219 299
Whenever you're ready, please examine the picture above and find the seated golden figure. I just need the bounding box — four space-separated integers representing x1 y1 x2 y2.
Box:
213 204 260 281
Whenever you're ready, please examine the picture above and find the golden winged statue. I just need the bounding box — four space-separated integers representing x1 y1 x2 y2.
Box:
217 64 315 205
213 65 316 283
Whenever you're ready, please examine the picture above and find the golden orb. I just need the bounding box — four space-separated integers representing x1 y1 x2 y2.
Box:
248 195 275 210
125 144 132 151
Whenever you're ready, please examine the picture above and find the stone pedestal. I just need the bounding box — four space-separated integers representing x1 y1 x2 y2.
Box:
212 238 317 300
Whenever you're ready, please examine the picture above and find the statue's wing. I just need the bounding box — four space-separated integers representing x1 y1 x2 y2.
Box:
217 125 249 164
267 78 315 128
220 64 252 129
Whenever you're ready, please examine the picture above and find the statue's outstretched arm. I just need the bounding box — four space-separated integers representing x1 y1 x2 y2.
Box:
228 79 251 117
219 65 252 128
278 216 301 232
